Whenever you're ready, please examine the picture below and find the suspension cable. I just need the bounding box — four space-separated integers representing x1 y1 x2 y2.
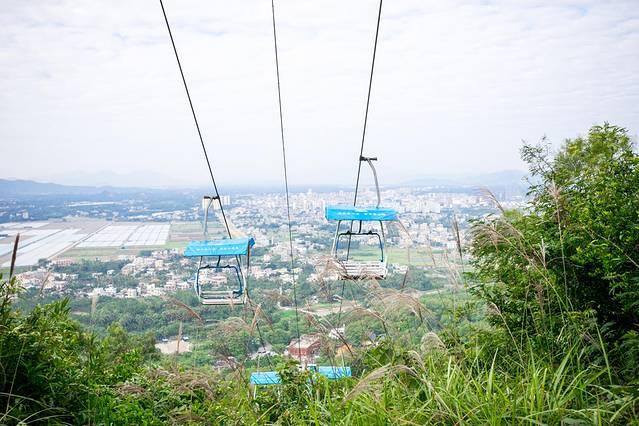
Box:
345 0 383 259
270 0 302 362
160 1 268 372
159 0 232 239
353 0 383 206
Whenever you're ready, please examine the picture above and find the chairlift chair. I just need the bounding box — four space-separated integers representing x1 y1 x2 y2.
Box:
308 365 352 379
249 366 352 388
326 156 398 280
184 196 255 305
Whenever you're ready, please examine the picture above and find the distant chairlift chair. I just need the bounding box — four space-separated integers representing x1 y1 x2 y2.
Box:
184 196 254 305
250 366 352 390
326 156 398 280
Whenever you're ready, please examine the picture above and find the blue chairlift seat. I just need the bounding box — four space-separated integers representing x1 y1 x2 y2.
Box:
325 206 398 280
184 237 255 257
185 237 255 305
250 371 281 385
325 206 398 222
250 366 351 387
313 365 352 379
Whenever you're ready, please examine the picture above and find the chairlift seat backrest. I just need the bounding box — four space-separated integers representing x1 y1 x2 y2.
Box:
200 290 244 305
250 371 281 385
337 260 387 280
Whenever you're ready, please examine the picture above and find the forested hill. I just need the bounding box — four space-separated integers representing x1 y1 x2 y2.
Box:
0 179 149 197
0 171 528 198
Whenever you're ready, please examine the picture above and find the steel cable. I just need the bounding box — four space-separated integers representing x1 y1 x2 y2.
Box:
270 0 303 362
159 0 273 373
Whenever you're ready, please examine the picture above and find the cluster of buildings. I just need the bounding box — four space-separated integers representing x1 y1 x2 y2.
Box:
88 280 192 299
121 255 168 276
13 187 525 303
15 269 74 292
222 187 524 268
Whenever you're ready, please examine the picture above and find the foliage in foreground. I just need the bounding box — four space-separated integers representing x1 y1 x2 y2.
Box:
0 273 157 424
470 123 639 378
23 335 638 425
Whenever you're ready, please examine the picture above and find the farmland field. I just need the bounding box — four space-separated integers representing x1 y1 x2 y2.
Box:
0 219 191 266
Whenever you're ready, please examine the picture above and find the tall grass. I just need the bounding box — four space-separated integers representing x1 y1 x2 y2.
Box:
90 328 638 425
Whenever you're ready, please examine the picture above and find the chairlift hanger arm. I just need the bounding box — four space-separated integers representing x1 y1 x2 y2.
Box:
203 196 219 238
360 157 381 208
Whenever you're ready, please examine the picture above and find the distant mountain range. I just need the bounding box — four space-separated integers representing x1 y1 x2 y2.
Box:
0 179 155 197
0 179 312 198
402 170 527 188
0 170 529 198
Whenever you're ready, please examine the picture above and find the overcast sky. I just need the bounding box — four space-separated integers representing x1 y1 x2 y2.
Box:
1 0 638 188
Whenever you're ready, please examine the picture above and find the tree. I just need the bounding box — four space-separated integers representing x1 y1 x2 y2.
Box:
471 124 639 363
0 271 154 423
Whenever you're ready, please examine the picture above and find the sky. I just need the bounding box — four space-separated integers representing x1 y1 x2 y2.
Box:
1 0 638 189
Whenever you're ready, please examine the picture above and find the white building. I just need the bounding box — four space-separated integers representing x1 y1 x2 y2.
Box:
329 325 346 340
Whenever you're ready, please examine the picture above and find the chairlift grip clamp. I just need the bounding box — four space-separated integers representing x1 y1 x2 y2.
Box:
360 155 377 162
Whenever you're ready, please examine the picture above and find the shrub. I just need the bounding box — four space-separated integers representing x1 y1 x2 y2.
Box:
470 124 639 372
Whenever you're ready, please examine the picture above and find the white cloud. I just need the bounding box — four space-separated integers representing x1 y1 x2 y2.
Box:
0 0 638 188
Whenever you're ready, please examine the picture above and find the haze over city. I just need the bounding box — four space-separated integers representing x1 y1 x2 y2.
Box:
1 0 638 188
